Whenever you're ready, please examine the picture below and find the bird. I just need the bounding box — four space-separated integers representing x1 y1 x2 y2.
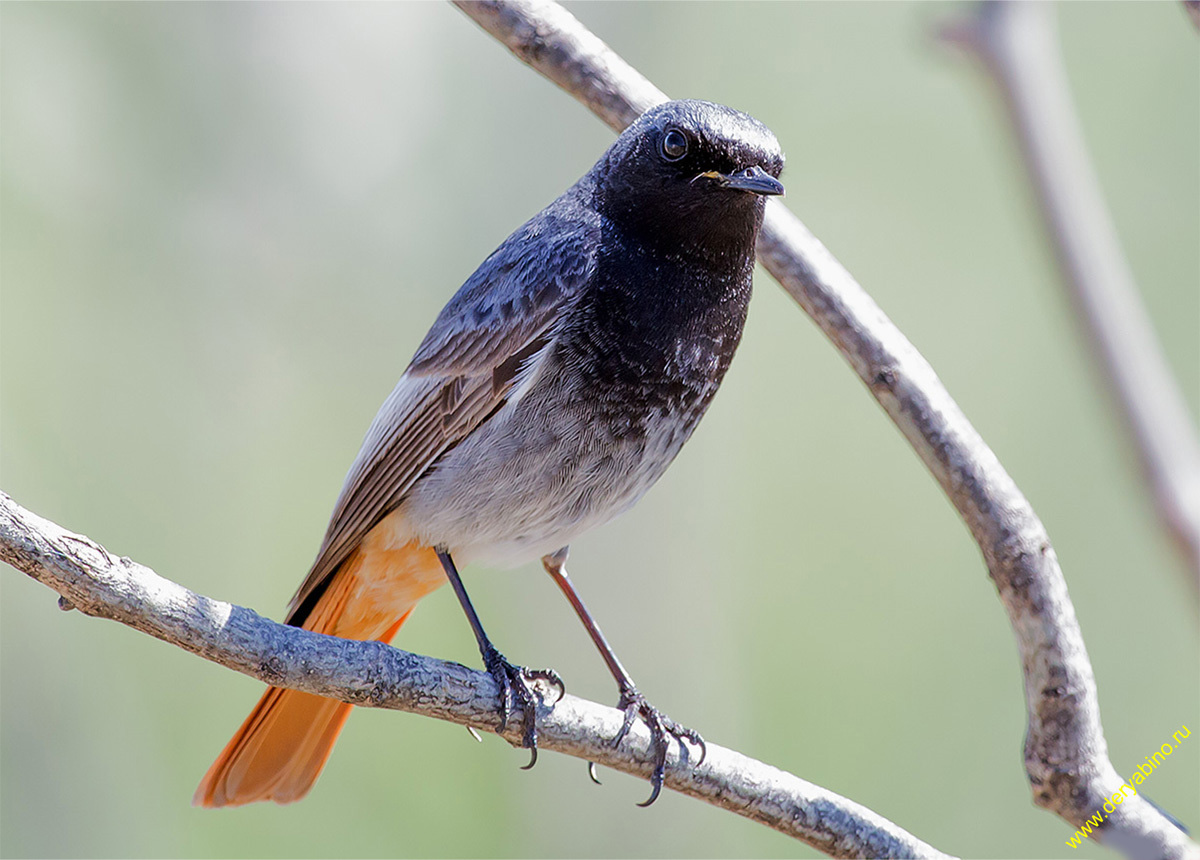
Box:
194 98 784 809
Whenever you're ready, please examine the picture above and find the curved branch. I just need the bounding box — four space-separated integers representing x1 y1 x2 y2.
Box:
0 491 949 860
453 1 1198 857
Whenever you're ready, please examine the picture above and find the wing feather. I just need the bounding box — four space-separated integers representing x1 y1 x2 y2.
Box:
285 191 599 624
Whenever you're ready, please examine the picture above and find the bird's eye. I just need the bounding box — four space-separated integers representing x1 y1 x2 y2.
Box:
660 129 688 161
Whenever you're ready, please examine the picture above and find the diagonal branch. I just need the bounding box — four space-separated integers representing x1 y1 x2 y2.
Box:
944 0 1200 586
0 490 950 860
1185 1 1200 32
452 1 1198 857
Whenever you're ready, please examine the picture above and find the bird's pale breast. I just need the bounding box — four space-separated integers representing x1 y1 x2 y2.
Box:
399 264 749 567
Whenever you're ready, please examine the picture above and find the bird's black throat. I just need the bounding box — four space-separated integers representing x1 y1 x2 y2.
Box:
559 213 756 431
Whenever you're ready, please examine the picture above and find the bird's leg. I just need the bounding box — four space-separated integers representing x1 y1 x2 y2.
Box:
542 547 706 806
436 548 563 768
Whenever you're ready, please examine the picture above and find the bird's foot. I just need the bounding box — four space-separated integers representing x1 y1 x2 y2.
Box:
613 686 706 806
482 645 564 770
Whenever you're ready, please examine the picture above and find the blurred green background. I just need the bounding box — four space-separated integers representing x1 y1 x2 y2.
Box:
2 3 1196 857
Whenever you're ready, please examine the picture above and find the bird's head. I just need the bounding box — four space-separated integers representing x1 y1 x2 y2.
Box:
593 99 784 263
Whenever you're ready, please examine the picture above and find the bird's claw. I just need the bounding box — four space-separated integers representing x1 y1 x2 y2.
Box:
613 686 706 807
482 646 563 769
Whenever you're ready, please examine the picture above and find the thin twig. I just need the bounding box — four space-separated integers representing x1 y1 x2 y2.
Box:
453 1 1198 856
0 491 950 860
944 0 1200 585
1184 1 1200 32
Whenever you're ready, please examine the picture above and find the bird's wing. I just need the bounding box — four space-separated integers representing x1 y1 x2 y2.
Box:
285 203 598 624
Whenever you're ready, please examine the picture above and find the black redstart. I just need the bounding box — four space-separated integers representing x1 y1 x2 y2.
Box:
196 99 784 808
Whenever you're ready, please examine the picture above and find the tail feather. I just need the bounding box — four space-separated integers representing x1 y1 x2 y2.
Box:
194 539 444 807
194 689 352 807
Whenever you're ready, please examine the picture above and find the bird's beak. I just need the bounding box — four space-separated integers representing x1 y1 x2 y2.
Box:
697 165 785 197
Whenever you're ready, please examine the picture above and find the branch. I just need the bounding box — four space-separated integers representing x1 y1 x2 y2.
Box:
1185 1 1200 32
0 491 950 860
944 0 1200 586
453 1 1199 857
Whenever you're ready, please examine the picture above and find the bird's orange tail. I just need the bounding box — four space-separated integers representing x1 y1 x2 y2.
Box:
194 540 445 807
